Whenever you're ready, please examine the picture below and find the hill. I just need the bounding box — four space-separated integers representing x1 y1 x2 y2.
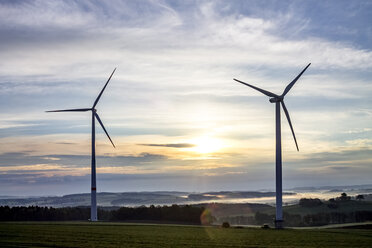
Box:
204 195 372 227
0 191 295 207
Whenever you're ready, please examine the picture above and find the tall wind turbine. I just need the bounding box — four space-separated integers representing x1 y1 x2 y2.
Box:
234 63 310 228
46 68 117 221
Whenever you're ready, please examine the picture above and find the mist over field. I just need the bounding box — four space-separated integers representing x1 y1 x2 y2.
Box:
1 184 371 208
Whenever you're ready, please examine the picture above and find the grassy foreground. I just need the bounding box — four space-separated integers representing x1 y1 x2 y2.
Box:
1 222 372 248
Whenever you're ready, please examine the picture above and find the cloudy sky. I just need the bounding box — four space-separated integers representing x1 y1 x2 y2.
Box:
0 0 371 196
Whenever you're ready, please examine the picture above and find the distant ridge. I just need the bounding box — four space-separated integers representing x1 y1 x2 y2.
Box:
0 191 295 208
2 184 371 208
289 184 372 191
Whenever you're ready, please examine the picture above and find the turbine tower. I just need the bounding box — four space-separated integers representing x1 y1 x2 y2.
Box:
46 68 117 221
234 63 310 229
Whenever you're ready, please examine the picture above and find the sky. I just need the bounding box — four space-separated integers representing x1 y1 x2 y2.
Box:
0 0 371 196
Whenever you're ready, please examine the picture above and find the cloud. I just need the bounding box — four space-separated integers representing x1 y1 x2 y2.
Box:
302 148 372 164
0 152 168 168
139 143 195 148
343 128 372 134
0 0 371 83
0 0 371 194
345 139 372 147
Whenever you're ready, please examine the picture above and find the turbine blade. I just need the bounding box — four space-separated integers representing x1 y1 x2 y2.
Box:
93 68 116 108
46 108 91 112
281 101 299 151
282 63 311 97
233 78 278 98
94 112 115 148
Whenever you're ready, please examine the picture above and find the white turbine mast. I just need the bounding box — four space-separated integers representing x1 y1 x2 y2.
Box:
46 68 117 221
234 63 311 229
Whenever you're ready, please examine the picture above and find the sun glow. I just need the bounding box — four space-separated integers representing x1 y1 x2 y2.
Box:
191 136 224 154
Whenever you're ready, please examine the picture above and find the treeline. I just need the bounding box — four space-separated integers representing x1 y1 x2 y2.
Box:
220 195 372 227
0 206 91 221
0 205 207 224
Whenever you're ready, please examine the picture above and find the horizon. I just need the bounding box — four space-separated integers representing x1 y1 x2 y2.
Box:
1 0 372 196
2 183 371 198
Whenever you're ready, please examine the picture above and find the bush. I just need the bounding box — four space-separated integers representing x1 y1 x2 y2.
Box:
261 224 270 229
221 222 230 228
356 195 364 200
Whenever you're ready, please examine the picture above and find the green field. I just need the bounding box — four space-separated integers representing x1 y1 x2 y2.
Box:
1 222 372 248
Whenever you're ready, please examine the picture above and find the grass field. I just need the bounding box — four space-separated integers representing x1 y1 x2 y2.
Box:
1 222 372 248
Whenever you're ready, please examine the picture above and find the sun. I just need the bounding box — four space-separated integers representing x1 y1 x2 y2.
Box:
191 136 224 154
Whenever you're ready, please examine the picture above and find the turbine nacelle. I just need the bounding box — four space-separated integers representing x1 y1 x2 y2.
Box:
269 97 282 103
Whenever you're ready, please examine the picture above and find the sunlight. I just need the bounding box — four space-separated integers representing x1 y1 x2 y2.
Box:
190 136 224 154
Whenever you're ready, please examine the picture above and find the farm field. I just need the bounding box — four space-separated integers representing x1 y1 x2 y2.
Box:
1 222 372 247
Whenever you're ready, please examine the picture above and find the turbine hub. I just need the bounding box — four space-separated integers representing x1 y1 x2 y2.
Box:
269 97 282 103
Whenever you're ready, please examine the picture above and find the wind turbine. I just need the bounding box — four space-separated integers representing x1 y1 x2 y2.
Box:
46 68 117 221
234 63 310 229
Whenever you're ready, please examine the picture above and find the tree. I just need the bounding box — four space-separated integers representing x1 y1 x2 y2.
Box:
336 192 351 201
356 194 364 201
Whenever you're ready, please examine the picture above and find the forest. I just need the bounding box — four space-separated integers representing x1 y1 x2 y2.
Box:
0 204 206 224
